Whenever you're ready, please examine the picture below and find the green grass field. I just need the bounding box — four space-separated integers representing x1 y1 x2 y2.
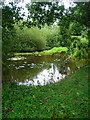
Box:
2 66 89 118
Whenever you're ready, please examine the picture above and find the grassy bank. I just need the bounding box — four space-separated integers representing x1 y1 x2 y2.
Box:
2 66 89 118
13 47 68 56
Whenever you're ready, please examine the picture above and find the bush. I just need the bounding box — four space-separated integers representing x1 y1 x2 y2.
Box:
70 36 88 59
14 24 61 52
2 24 61 53
2 29 17 57
45 25 60 49
12 25 47 52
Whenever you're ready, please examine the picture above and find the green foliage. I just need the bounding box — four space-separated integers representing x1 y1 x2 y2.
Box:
13 47 68 56
2 1 89 60
2 2 23 60
70 36 88 59
70 22 87 36
2 66 89 118
58 20 73 47
5 24 63 53
26 2 65 27
13 25 47 52
73 2 90 27
45 25 60 49
26 2 90 28
40 47 68 55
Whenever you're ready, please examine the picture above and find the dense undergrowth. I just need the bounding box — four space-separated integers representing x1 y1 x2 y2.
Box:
2 66 89 118
69 36 88 59
3 23 88 60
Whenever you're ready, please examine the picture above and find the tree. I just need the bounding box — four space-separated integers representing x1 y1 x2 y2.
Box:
26 2 89 45
2 1 89 56
74 2 90 28
2 1 24 82
2 2 23 58
26 2 65 28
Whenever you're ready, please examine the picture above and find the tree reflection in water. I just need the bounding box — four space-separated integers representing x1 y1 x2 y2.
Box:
3 54 77 86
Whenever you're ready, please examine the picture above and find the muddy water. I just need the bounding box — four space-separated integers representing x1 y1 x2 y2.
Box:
5 53 78 86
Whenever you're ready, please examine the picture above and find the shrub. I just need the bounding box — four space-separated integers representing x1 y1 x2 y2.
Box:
45 25 60 49
70 36 88 59
13 25 47 52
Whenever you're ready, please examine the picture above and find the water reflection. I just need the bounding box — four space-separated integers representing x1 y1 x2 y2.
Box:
17 63 66 86
4 54 77 86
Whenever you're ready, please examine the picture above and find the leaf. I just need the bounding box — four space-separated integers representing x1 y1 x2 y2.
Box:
48 107 51 112
26 110 28 114
33 95 35 98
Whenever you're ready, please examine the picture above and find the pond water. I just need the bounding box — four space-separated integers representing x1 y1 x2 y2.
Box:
5 53 78 86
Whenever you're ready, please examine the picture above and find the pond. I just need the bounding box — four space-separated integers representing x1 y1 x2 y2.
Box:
4 53 78 86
